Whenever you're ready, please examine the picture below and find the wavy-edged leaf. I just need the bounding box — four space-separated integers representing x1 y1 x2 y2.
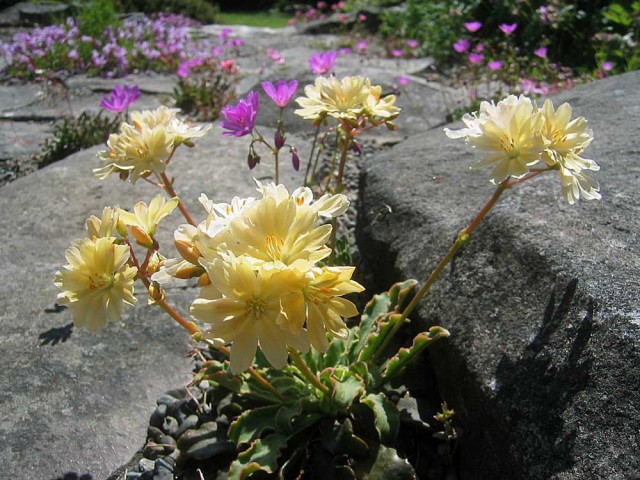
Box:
382 327 450 383
228 432 289 480
358 313 405 363
228 405 280 446
361 393 400 444
352 443 416 480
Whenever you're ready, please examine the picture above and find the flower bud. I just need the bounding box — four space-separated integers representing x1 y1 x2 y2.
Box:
248 149 260 170
175 239 201 265
116 218 128 237
290 147 300 171
130 225 154 248
119 170 129 181
351 141 362 155
198 272 211 286
175 263 205 279
148 281 165 304
274 131 285 150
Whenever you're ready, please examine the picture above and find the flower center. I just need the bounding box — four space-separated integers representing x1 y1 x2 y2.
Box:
265 235 284 261
88 274 114 291
246 297 267 320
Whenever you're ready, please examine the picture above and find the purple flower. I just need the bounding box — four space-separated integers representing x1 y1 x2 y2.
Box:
468 53 484 64
464 21 482 32
406 39 419 48
499 23 518 36
100 84 141 113
308 51 338 74
357 40 368 52
534 46 547 58
219 28 233 42
391 49 404 58
220 91 259 137
397 76 410 85
474 43 485 52
602 61 614 71
453 39 471 53
338 47 352 55
261 80 298 108
487 60 503 70
176 58 203 78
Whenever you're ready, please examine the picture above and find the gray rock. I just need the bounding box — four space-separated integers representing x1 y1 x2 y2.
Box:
357 71 640 478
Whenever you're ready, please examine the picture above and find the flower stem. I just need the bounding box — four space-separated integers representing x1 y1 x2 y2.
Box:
305 123 322 186
335 127 352 191
248 367 288 402
274 149 279 184
159 172 196 226
371 180 509 361
288 348 330 395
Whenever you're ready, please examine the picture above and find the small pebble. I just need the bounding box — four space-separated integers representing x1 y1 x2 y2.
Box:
149 404 167 428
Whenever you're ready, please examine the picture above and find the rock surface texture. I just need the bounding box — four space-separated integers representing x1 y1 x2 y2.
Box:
358 71 640 479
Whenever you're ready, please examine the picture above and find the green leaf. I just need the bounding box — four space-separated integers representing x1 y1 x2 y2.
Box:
194 359 243 393
358 313 405 364
319 368 366 412
604 3 633 26
352 444 417 480
228 432 289 480
382 327 450 383
228 405 280 446
361 393 400 444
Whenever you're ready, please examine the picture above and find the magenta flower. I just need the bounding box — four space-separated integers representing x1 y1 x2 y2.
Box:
220 91 259 137
176 58 203 78
391 49 404 58
100 84 140 113
261 80 298 108
397 76 410 85
487 60 503 70
357 40 368 52
464 21 482 32
602 61 614 71
534 46 547 58
468 53 484 64
474 43 485 52
406 39 419 48
453 39 471 53
308 51 338 74
499 23 518 35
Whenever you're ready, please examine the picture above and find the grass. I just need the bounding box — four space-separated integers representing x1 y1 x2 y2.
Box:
218 11 290 28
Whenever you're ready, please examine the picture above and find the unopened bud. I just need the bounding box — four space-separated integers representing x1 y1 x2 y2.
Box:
290 147 300 171
351 141 362 155
130 225 154 248
247 150 260 170
274 131 285 150
198 272 211 286
148 281 165 304
385 121 398 131
175 263 205 279
116 218 128 237
175 239 201 264
118 170 129 181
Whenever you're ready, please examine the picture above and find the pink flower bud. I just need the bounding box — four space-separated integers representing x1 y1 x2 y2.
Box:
290 147 300 171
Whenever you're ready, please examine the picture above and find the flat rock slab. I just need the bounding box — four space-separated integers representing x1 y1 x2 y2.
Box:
0 126 307 480
357 71 640 479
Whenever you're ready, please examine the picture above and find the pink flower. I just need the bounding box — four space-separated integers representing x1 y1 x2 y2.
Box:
357 40 368 52
397 76 410 85
219 28 233 42
317 1 327 8
261 80 298 108
358 14 367 21
391 49 404 58
499 23 518 36
468 53 484 64
176 58 204 78
464 21 482 32
221 59 238 73
602 61 614 71
220 91 259 137
474 43 485 52
100 84 140 113
308 51 338 74
487 60 503 70
406 39 419 48
534 46 547 58
338 13 348 22
453 39 471 53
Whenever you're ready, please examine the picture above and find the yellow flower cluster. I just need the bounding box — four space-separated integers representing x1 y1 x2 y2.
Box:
294 76 400 127
54 195 179 331
445 95 600 204
163 182 364 373
95 106 211 183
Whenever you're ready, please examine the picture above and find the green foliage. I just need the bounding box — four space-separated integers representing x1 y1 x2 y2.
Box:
77 0 121 39
115 0 220 23
595 1 640 72
194 279 451 478
40 111 121 168
171 58 238 121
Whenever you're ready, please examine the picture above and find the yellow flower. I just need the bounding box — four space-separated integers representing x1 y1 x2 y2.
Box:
281 266 364 352
170 118 212 147
295 76 372 122
54 237 137 332
446 95 549 184
119 195 179 247
85 206 120 239
190 256 308 373
365 85 400 122
538 99 600 203
130 105 179 130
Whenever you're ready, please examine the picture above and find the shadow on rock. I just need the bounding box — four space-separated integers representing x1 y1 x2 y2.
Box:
494 279 594 477
51 473 93 480
39 322 73 346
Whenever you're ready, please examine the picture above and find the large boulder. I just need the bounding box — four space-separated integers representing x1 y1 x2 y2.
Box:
357 71 640 478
